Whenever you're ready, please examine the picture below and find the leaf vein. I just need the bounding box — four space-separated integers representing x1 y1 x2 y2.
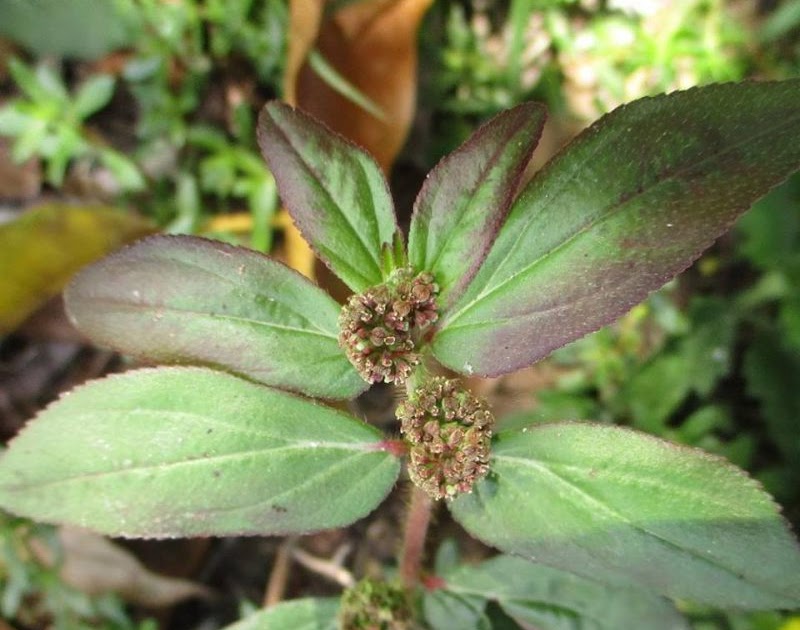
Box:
7 444 370 492
444 110 800 327
268 119 383 282
497 454 793 598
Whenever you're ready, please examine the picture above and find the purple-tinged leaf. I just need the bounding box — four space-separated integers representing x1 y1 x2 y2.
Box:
0 368 400 538
65 235 366 399
433 80 800 376
407 102 546 308
449 423 800 609
257 101 399 291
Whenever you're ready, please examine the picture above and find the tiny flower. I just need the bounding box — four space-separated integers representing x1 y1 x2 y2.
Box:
339 578 417 630
339 268 439 384
397 377 494 500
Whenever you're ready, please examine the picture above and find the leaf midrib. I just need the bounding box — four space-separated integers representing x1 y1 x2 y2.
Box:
509 455 753 516
497 453 795 600
444 582 597 628
442 109 800 330
5 443 372 492
268 115 384 285
191 452 396 520
59 407 364 441
423 118 523 276
85 297 338 341
125 254 338 336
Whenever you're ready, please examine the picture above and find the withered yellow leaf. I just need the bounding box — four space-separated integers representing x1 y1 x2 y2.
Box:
0 203 153 333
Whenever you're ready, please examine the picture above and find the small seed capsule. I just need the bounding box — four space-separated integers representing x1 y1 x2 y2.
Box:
397 377 494 500
338 268 439 385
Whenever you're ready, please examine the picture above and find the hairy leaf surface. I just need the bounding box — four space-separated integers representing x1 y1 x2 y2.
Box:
428 554 688 630
65 235 365 399
449 424 800 609
408 102 545 307
0 368 399 537
258 100 398 291
434 80 800 376
224 598 339 630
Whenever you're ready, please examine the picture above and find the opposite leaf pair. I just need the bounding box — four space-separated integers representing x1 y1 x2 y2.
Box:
261 82 800 383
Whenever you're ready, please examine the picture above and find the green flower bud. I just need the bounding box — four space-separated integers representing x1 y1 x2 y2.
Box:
338 269 438 385
397 377 494 500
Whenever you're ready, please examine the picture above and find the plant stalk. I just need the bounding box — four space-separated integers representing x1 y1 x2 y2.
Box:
399 484 433 589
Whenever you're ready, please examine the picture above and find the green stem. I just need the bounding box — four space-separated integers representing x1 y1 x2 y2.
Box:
399 485 434 589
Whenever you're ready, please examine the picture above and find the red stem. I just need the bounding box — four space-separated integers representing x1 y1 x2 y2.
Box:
399 485 433 589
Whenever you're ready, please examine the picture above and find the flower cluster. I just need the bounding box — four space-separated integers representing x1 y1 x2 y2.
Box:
397 377 494 500
339 578 416 630
338 268 438 384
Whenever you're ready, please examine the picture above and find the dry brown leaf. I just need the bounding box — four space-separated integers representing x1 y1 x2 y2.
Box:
32 527 212 608
296 0 433 173
278 0 325 279
0 203 154 333
280 0 431 280
284 0 326 106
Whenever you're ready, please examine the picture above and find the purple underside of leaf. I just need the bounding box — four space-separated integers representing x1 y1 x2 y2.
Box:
257 100 398 292
408 101 546 309
65 234 366 400
433 79 800 377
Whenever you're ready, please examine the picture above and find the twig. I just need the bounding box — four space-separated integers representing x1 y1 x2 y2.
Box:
263 535 297 607
291 544 355 588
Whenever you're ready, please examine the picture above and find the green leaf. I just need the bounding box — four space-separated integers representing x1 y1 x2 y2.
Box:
0 368 400 538
760 0 800 43
435 555 688 630
737 173 800 271
257 101 399 292
0 0 136 60
677 405 732 446
97 148 146 192
408 102 546 308
433 80 800 377
0 203 154 334
449 423 800 609
7 58 63 104
433 538 461 576
624 353 691 434
73 74 116 120
223 598 340 630
10 117 48 163
65 235 366 400
743 331 800 462
0 103 31 136
424 590 491 630
680 297 738 397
